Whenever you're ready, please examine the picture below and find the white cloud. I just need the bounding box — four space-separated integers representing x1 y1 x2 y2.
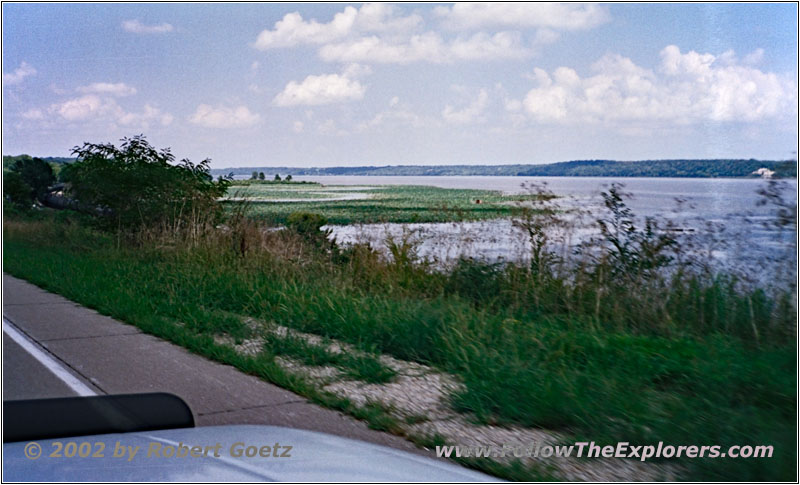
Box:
122 19 174 34
357 106 427 132
718 48 765 67
449 32 531 61
254 8 357 49
21 109 44 120
320 31 532 64
52 95 108 121
443 88 489 124
3 61 36 85
254 3 607 61
342 63 373 78
319 33 445 64
253 4 422 50
48 95 172 128
292 120 304 133
189 104 261 128
118 104 173 127
505 98 522 112
519 45 797 126
659 44 715 77
389 96 400 107
743 48 765 65
256 4 538 64
77 82 137 97
353 3 424 33
273 72 366 106
434 3 610 31
533 28 560 45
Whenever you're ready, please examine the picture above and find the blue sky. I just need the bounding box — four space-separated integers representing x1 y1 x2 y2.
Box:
2 3 797 168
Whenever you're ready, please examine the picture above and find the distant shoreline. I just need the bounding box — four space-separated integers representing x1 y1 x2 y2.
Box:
212 159 797 179
4 155 795 179
226 173 797 181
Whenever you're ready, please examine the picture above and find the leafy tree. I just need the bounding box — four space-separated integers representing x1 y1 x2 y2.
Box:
274 173 282 181
285 174 293 181
61 135 230 231
258 172 265 180
9 157 55 201
3 171 34 208
3 154 32 171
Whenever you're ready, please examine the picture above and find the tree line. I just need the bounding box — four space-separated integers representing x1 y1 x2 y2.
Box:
211 159 797 179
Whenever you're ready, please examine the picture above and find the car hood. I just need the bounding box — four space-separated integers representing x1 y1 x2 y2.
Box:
3 424 498 482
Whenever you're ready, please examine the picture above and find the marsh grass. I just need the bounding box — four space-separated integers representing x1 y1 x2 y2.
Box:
3 180 796 481
231 184 540 225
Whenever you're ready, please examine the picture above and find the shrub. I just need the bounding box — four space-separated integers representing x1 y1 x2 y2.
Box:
286 212 328 238
285 211 335 253
61 135 229 232
593 183 677 280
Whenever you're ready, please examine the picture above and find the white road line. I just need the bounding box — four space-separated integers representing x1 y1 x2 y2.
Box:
3 317 97 397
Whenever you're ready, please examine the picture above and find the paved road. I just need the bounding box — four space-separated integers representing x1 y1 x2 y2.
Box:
1 273 428 456
3 333 81 400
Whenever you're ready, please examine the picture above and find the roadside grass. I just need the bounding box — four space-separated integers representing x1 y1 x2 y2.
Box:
226 184 538 224
0 219 409 465
3 209 796 481
262 332 397 384
454 457 562 482
349 401 405 435
403 433 563 482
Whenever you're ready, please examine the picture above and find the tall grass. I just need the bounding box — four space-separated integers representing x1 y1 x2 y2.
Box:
3 181 796 481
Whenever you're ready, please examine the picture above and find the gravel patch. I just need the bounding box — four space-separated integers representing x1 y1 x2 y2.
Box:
215 318 677 481
213 334 263 357
275 356 342 383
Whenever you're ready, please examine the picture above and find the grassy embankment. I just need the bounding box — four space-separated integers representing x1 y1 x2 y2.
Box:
2 183 796 481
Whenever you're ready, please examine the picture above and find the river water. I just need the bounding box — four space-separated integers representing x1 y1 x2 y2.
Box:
295 176 797 281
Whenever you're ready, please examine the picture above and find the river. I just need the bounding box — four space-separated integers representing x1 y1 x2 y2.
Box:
295 176 797 282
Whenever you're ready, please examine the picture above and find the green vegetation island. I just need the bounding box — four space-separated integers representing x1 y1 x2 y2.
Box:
3 137 797 481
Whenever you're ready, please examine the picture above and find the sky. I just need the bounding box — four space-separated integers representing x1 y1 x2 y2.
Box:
2 2 798 168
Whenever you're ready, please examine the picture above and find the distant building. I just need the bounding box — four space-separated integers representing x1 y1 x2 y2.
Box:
752 167 775 178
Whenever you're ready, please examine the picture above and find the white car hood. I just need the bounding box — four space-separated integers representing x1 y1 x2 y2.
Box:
4 424 498 482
